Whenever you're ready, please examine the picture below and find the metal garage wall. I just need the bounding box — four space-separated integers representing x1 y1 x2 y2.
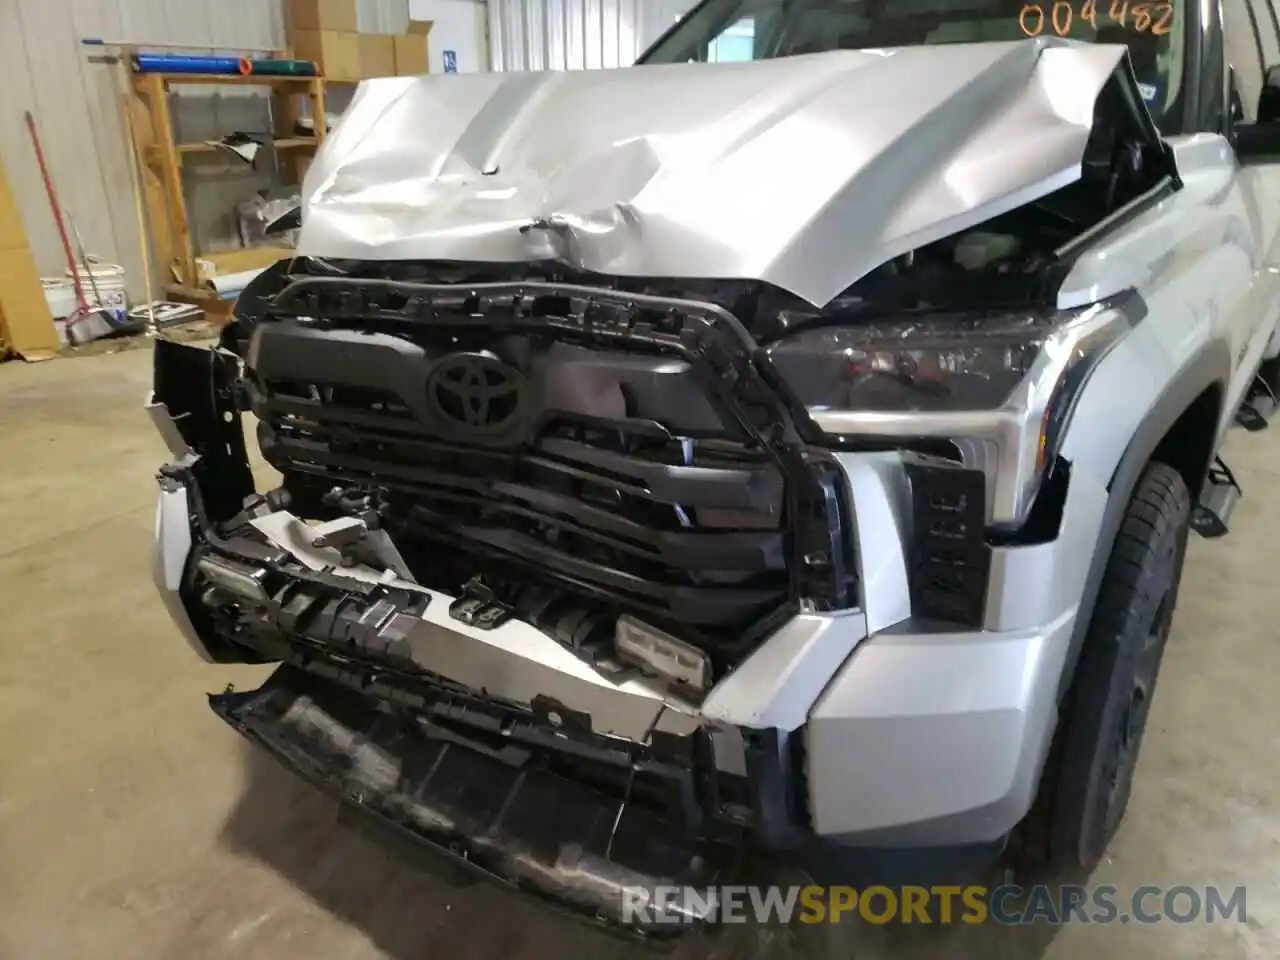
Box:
488 0 690 71
0 0 285 301
358 0 411 34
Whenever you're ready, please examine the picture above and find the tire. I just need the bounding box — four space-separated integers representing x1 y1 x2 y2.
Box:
1026 461 1191 870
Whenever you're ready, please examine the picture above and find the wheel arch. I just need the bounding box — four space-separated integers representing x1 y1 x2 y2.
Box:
1014 343 1228 866
1056 339 1229 701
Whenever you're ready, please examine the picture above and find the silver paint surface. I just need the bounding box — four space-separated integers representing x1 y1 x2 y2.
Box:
297 38 1125 308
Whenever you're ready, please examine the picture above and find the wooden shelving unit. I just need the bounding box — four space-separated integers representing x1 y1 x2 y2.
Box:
172 136 320 156
127 69 327 317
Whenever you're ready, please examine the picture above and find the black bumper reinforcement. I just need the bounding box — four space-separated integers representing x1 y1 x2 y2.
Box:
212 665 740 938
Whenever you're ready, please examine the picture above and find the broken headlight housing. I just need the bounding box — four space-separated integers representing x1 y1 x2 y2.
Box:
769 312 1052 413
769 302 1132 528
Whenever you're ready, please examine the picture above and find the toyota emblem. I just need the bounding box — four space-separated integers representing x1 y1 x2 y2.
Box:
425 352 526 436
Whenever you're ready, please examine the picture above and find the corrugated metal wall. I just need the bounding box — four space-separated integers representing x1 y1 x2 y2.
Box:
357 0 412 34
0 0 286 300
488 0 688 71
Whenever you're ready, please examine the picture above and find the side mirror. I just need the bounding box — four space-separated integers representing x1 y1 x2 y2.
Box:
1233 122 1280 162
1259 65 1280 123
1234 66 1280 163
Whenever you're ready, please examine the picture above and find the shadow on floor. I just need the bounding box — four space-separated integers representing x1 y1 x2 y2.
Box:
220 743 1075 960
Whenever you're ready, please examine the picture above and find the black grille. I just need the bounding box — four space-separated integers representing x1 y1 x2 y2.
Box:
258 389 787 628
248 275 857 654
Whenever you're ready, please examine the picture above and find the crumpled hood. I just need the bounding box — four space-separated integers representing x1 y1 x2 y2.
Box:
297 38 1127 308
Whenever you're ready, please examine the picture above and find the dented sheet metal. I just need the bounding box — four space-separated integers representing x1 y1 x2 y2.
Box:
297 37 1126 308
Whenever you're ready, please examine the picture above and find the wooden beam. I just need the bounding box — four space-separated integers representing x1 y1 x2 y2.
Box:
202 246 294 275
126 82 175 284
139 73 195 285
134 72 312 87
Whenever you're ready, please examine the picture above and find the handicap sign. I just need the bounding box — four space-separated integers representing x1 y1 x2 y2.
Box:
443 49 458 73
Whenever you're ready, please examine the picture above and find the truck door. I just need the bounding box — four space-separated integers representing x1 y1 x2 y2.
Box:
1222 0 1280 411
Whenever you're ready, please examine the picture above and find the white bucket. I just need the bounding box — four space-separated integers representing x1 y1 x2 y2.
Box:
42 278 78 320
66 259 127 323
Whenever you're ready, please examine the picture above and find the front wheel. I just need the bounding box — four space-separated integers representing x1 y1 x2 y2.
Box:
1027 461 1190 869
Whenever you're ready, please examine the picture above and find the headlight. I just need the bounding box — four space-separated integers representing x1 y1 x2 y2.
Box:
769 311 1057 414
768 302 1132 527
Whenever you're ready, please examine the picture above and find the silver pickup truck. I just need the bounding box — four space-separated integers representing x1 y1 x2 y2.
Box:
149 0 1280 942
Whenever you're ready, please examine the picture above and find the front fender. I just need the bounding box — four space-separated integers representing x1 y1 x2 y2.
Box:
1057 336 1229 698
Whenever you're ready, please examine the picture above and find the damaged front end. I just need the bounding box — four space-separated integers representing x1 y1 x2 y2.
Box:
149 278 862 937
149 36 1180 937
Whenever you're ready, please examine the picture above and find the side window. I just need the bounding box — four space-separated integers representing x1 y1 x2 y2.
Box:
1225 0 1267 121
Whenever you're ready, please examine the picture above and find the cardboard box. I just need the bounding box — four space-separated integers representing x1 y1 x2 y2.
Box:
393 19 432 77
288 0 357 33
292 30 361 81
0 160 30 251
393 34 430 76
359 34 396 78
0 247 59 359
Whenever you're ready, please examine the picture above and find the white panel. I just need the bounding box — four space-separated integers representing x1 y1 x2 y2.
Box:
386 0 413 34
410 0 490 72
66 0 141 305
0 3 52 286
356 0 382 32
118 0 176 46
359 0 411 33
6 0 123 294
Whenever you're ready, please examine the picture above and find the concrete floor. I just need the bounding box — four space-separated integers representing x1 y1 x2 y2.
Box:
1 345 1278 960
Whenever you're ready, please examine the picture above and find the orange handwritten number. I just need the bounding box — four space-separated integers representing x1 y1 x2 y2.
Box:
1052 0 1073 34
1151 1 1174 34
1020 3 1045 36
1019 0 1169 39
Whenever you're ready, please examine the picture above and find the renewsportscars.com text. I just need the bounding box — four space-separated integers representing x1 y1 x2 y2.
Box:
621 884 1248 926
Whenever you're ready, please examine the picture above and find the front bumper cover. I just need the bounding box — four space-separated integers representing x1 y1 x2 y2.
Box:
214 664 732 937
162 462 751 937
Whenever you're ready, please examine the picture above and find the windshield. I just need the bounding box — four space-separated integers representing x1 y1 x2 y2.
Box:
639 0 1187 125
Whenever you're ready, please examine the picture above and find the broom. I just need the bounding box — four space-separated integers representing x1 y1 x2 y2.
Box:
23 110 117 343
